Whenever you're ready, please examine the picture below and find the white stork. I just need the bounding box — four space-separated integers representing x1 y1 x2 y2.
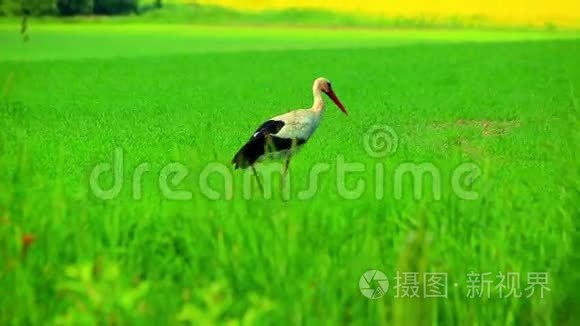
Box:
232 77 348 190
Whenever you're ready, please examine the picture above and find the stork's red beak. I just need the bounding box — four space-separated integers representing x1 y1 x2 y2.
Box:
325 90 348 116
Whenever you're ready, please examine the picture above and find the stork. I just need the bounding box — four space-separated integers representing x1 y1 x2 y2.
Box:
232 77 348 191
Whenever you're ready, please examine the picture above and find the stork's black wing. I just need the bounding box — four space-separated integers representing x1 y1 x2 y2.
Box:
232 120 284 169
233 119 306 169
251 120 285 139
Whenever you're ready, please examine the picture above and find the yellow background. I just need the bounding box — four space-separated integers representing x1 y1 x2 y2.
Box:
193 0 580 27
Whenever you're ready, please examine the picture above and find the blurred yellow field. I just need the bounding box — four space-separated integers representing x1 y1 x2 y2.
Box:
194 0 580 27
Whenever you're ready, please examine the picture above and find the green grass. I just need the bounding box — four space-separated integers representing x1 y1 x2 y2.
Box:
0 24 579 324
1 23 578 61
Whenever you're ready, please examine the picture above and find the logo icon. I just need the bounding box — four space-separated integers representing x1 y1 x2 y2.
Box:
359 270 389 299
363 125 398 158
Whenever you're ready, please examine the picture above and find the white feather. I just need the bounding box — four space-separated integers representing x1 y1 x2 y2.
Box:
271 109 322 140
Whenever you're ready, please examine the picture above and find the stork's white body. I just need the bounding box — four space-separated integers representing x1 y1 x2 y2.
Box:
270 109 323 140
232 77 348 187
255 109 322 161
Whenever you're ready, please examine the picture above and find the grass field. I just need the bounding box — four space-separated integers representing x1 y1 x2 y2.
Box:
0 24 579 324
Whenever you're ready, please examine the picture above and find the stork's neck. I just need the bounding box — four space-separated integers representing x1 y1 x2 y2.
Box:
311 88 325 114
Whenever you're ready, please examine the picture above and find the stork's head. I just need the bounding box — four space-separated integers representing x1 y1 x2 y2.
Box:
313 77 348 116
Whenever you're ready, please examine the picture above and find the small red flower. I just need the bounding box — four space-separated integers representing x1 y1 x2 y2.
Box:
22 234 36 248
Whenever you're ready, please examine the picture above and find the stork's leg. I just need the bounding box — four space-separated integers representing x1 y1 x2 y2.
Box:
283 157 291 178
251 165 264 193
281 156 291 189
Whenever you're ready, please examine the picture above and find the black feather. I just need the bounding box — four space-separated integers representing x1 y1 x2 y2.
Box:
232 120 306 169
253 120 285 137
